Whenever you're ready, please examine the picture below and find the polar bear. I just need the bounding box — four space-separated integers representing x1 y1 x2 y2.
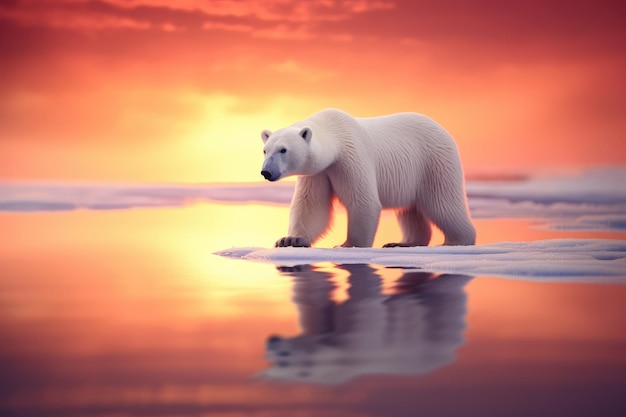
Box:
260 265 472 384
260 108 475 247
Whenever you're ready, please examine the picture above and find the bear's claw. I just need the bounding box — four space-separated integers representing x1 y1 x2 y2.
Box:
383 242 415 248
275 236 311 247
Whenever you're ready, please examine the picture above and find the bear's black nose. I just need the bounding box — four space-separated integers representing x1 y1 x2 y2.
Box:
266 335 282 350
261 170 272 180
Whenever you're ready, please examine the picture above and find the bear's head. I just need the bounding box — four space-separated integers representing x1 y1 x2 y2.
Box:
260 126 312 181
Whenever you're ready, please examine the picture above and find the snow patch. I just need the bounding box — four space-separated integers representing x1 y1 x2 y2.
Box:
214 239 626 283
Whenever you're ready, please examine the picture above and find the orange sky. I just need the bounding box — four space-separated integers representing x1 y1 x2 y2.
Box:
0 0 625 182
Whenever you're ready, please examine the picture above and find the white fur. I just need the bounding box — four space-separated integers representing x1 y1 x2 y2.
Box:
261 108 476 247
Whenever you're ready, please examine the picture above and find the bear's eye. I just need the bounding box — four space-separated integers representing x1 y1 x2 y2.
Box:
280 148 287 154
263 150 266 154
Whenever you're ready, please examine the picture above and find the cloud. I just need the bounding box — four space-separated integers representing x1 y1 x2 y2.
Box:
0 0 397 45
2 0 623 60
337 0 626 58
0 0 396 33
0 0 154 31
214 239 626 282
103 0 396 22
202 21 253 32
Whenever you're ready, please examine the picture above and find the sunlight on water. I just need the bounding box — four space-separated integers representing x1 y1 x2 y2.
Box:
1 202 625 416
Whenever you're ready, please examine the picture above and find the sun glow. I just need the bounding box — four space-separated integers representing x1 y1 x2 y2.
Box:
2 0 625 182
179 93 321 182
1 203 301 320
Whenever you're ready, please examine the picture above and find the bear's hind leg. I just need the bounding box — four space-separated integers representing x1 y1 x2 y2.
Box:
384 206 431 248
423 198 476 246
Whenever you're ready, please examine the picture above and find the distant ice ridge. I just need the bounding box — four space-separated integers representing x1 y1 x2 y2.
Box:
466 168 626 231
1 167 625 232
0 182 295 211
215 239 626 283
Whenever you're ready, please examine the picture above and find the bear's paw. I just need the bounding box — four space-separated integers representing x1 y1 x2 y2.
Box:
275 236 311 248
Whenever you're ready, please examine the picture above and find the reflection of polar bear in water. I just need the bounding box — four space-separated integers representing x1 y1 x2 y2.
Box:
261 264 472 384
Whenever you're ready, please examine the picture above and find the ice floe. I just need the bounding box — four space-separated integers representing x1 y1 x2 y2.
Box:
215 239 626 282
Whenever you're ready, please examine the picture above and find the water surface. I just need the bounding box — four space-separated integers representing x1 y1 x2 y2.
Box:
1 199 625 417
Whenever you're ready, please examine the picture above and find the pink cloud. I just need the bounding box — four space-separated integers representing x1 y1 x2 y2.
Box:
102 0 396 22
0 0 396 35
0 0 151 31
202 21 254 32
0 3 152 31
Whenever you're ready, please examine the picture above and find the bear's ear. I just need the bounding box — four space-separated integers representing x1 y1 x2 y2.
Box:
299 127 312 143
261 130 272 144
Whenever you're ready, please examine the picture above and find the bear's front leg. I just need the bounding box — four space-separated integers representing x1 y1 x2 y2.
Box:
275 175 333 248
341 202 381 247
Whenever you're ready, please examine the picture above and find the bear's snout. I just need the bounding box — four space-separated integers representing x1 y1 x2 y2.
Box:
261 153 284 181
261 170 280 181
